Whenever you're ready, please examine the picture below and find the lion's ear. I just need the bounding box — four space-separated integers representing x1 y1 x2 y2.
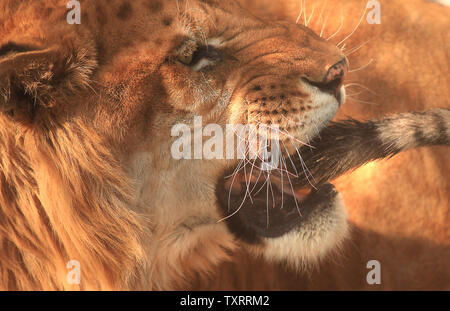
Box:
0 42 96 123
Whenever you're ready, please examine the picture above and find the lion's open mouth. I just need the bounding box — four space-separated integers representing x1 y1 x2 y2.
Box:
215 155 339 243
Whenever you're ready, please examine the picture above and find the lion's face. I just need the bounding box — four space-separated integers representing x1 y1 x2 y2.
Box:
121 0 349 268
0 0 348 289
147 1 347 148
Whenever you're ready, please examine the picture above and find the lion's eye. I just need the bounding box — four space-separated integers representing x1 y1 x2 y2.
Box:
177 40 222 71
189 45 223 71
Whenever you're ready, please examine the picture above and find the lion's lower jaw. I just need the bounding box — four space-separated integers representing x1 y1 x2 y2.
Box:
250 193 349 271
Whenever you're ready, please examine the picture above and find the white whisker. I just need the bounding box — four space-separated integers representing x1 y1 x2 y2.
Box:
285 157 302 218
254 120 314 148
266 174 270 228
337 4 368 47
253 171 270 196
345 91 364 97
320 9 331 38
296 0 303 24
303 0 307 26
289 137 317 189
316 0 328 29
326 6 344 41
347 96 379 106
344 39 372 57
279 154 285 210
348 58 374 73
281 141 300 178
306 5 316 27
226 159 244 212
344 82 378 95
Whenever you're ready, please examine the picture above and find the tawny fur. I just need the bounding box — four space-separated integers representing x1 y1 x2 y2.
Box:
0 0 449 291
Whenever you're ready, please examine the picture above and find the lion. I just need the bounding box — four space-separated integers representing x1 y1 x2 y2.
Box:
0 0 448 291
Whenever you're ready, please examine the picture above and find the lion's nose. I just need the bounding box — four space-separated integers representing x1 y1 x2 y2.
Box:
307 58 347 98
324 58 347 90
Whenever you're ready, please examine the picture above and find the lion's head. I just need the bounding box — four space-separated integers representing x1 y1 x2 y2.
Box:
0 0 349 290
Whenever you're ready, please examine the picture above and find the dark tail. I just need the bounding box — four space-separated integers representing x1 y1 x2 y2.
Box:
290 108 450 188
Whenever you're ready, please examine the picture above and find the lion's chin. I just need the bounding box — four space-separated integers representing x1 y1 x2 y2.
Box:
251 191 348 270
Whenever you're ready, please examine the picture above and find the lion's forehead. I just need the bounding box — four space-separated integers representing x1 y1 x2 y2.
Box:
1 0 337 70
